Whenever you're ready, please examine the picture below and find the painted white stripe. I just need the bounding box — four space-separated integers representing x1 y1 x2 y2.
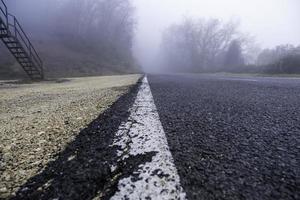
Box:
110 76 186 200
219 77 258 82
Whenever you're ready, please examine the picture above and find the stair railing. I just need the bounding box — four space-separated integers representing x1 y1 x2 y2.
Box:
0 0 8 27
7 14 43 75
1 0 43 78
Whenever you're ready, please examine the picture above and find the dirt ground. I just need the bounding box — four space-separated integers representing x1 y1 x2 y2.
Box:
0 74 141 199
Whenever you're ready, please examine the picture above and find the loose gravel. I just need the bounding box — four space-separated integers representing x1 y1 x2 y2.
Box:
0 75 140 199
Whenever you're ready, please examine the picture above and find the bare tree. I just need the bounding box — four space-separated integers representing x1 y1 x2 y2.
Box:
2 0 137 77
52 0 136 64
161 18 245 72
224 39 245 69
256 44 297 66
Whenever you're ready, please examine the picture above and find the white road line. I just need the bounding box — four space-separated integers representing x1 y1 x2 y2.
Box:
219 77 258 82
110 76 186 200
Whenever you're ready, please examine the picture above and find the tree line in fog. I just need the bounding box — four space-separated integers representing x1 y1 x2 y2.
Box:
257 45 300 74
56 0 135 65
161 17 300 74
1 0 138 78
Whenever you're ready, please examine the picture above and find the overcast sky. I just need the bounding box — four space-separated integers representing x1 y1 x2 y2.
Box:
132 0 300 71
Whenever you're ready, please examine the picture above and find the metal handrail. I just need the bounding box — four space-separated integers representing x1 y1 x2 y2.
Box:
7 14 43 73
0 0 8 27
0 0 44 78
15 17 43 66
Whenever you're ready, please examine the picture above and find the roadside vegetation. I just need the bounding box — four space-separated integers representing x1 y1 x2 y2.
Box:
0 0 139 79
161 17 300 75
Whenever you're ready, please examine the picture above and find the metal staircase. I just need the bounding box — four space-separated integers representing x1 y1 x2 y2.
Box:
0 0 44 80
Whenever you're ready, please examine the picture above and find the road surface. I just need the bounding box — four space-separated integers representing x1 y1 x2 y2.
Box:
148 74 300 200
13 74 299 200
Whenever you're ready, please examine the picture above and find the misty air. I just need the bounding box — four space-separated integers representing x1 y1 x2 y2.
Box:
0 0 299 199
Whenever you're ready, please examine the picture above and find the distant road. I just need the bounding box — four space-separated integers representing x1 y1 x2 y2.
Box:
148 74 300 200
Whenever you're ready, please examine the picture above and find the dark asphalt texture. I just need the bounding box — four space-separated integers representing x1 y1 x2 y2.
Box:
148 74 300 200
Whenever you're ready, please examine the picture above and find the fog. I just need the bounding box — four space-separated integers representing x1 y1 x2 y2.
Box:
133 0 300 72
1 0 139 78
1 0 300 79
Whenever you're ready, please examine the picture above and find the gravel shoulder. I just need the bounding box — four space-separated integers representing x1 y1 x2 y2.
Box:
0 75 141 199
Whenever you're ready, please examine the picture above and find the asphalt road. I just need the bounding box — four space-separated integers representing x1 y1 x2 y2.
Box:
148 74 300 200
11 74 300 200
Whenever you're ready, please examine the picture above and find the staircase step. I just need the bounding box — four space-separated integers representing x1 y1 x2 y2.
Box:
22 63 33 67
15 54 27 56
30 71 41 75
23 62 32 65
24 68 34 71
14 50 26 53
20 63 33 67
7 45 20 49
7 45 21 48
9 46 23 50
0 0 44 80
20 60 31 63
11 49 25 53
13 52 26 56
23 67 34 70
16 58 28 60
2 36 13 39
28 71 39 74
15 54 27 57
17 58 29 61
21 63 32 67
13 51 28 54
4 41 18 44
